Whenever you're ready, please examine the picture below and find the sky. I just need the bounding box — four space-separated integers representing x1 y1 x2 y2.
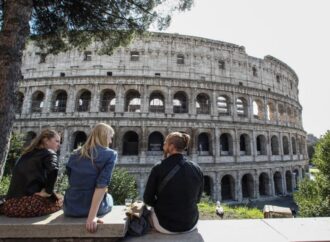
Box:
152 0 330 138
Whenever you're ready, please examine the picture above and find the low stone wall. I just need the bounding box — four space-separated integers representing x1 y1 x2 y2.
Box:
0 206 128 242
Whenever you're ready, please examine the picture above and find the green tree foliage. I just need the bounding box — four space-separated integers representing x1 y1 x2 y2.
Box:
0 0 193 179
294 131 330 216
108 168 138 205
4 132 24 176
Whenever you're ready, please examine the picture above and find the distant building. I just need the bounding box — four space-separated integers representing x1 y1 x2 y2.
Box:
15 32 308 202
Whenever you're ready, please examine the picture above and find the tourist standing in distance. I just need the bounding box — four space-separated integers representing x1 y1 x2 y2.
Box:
2 129 62 217
144 132 204 233
64 123 117 233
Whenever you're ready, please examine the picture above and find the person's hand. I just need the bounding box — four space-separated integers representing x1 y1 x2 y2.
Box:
34 188 51 198
86 217 104 233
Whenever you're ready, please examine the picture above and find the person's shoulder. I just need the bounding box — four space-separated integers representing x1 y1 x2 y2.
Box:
100 146 117 156
186 159 203 171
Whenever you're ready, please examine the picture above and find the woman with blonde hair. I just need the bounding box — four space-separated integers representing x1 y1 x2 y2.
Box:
2 129 62 217
64 123 117 233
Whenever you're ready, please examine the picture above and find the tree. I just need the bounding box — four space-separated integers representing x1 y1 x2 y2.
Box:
0 0 193 179
294 131 330 217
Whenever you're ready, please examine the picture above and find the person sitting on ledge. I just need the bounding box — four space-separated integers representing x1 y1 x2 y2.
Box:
63 123 117 233
143 132 204 234
1 129 62 217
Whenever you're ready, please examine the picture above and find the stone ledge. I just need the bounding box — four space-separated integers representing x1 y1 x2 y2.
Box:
0 206 128 239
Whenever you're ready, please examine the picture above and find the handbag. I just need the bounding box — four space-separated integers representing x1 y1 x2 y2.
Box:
126 201 151 236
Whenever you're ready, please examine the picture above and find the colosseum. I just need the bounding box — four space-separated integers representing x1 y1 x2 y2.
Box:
14 32 308 203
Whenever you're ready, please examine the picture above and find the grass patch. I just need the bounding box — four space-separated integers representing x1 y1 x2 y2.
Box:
198 201 264 220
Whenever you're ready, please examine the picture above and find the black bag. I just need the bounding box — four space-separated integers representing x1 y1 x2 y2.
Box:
126 202 151 236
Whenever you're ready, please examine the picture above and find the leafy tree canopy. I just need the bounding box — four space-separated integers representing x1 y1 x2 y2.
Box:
0 0 193 54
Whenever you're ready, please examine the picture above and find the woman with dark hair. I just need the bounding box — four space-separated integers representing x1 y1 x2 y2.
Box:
2 129 62 217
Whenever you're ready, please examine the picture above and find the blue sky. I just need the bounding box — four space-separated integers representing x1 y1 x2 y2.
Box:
152 0 330 137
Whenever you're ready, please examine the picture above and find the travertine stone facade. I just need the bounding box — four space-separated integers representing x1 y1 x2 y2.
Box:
15 32 308 202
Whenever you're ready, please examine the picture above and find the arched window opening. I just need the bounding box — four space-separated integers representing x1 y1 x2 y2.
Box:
283 136 289 155
148 132 163 154
125 90 141 112
259 173 270 196
252 66 258 77
198 133 210 155
220 133 233 156
286 171 293 193
203 176 212 197
256 135 267 155
77 90 91 112
273 172 283 195
278 104 286 122
52 90 67 112
253 100 264 119
240 134 251 156
24 131 37 147
217 96 229 114
196 93 210 114
271 136 279 155
221 175 235 201
72 131 87 150
173 91 188 113
177 54 184 64
236 97 247 117
123 131 139 155
242 174 254 199
293 169 299 189
31 91 44 113
292 137 297 155
267 102 275 121
149 92 165 113
100 89 116 112
15 92 24 114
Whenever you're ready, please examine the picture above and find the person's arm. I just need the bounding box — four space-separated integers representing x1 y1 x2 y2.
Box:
36 151 59 197
86 187 107 233
143 165 159 207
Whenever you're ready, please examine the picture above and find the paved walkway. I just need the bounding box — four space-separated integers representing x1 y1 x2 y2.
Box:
122 217 330 242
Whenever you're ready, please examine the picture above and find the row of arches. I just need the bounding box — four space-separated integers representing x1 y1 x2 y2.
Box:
203 169 302 201
25 129 306 157
16 88 301 124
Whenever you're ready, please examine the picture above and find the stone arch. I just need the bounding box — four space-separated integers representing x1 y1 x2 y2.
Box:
203 175 213 197
253 99 264 120
278 103 286 122
221 174 235 201
31 90 44 113
259 172 271 196
173 91 188 113
76 89 91 112
267 102 276 121
220 133 233 156
125 90 141 112
271 135 279 155
236 97 248 117
291 137 297 155
197 132 210 155
149 91 165 113
24 131 37 147
286 171 293 193
217 95 230 115
256 134 267 155
148 131 164 154
52 89 67 112
123 131 139 155
100 89 116 112
239 133 251 156
242 173 254 199
282 136 290 155
273 171 283 195
72 131 87 150
15 91 24 114
196 93 210 114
